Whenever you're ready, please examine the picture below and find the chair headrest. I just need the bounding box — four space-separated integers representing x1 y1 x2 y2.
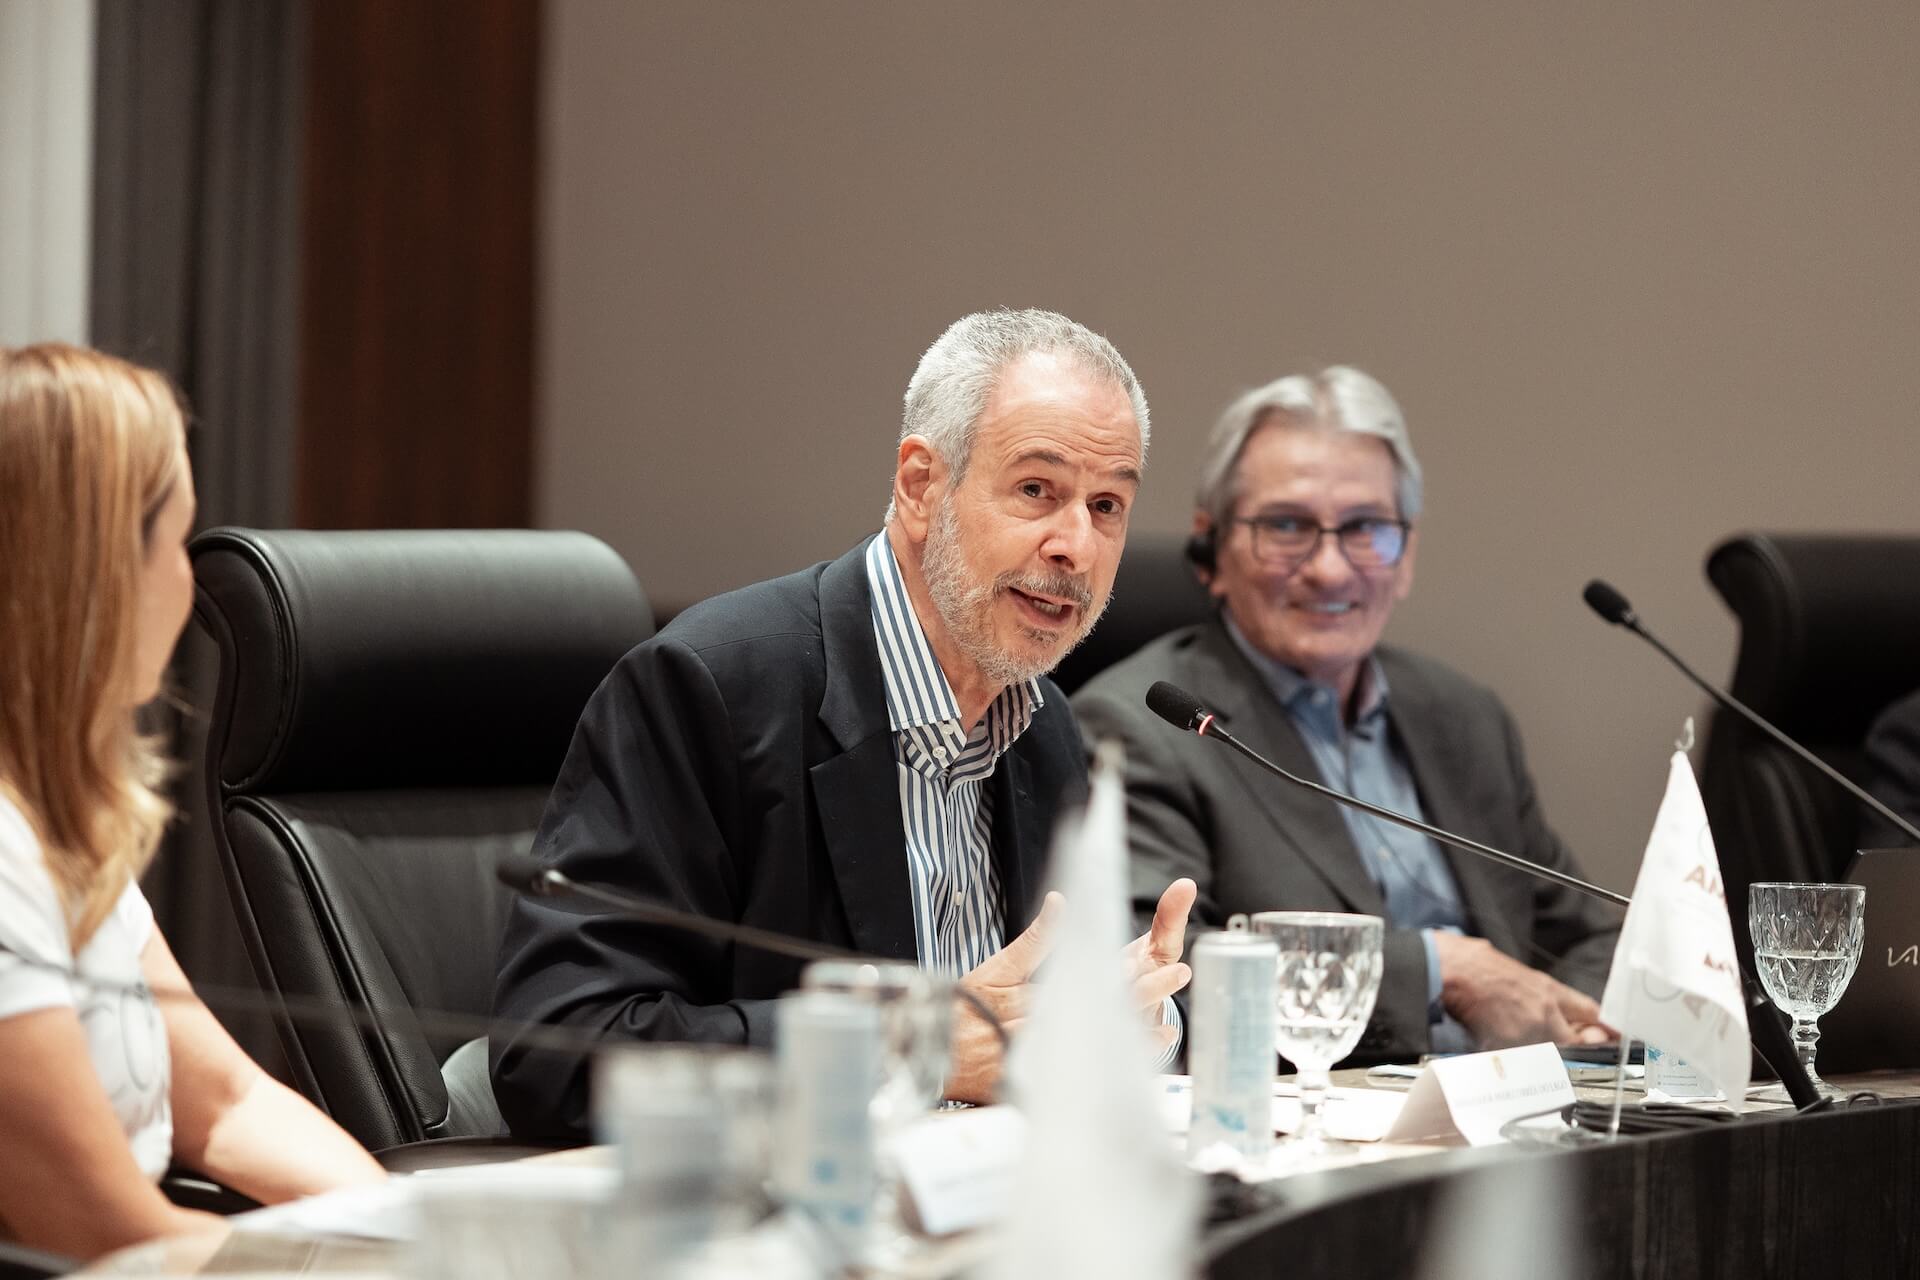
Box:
1706 532 1920 741
1050 534 1212 695
192 528 652 794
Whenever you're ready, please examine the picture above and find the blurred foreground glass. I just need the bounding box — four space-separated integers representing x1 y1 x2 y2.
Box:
594 1044 777 1268
1748 881 1866 1102
800 959 951 1264
1246 911 1384 1156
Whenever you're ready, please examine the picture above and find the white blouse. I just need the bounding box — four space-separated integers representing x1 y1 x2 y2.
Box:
0 794 172 1179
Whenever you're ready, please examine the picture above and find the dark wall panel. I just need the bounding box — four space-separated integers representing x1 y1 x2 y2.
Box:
296 0 538 528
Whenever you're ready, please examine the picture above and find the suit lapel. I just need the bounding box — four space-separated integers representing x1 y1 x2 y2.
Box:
1381 652 1516 950
1187 624 1387 915
809 539 917 961
991 748 1041 932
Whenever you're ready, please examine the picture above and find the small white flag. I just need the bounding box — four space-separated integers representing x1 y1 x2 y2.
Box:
1599 748 1750 1107
988 743 1197 1280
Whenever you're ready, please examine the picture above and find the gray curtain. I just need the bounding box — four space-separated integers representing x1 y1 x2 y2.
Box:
90 0 306 1065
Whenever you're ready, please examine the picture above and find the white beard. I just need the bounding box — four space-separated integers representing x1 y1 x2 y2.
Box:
920 498 1106 690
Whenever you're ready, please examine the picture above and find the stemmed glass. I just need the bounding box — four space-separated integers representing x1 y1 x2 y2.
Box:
800 959 951 1262
1247 911 1384 1156
1748 881 1866 1102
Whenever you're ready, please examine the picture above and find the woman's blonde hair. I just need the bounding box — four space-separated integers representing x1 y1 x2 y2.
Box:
0 344 186 947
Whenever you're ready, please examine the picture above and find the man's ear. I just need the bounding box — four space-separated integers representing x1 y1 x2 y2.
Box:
892 435 943 542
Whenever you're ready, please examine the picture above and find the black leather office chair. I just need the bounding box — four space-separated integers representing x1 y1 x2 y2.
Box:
1050 534 1213 695
191 528 651 1154
1699 533 1920 906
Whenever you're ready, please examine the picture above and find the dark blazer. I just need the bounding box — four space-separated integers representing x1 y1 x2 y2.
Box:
1865 687 1920 848
491 538 1084 1139
1071 619 1619 1062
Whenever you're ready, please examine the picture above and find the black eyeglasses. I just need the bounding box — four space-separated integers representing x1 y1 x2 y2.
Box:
1232 514 1411 570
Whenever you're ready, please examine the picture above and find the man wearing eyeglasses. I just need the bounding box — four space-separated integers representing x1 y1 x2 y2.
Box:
1073 367 1618 1060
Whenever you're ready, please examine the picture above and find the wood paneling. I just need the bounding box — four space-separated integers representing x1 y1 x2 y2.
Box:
296 0 538 528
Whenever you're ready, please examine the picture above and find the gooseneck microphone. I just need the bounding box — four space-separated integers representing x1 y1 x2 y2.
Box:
499 851 864 966
1145 682 1629 907
1144 679 1830 1113
496 852 1010 1050
1582 578 1920 846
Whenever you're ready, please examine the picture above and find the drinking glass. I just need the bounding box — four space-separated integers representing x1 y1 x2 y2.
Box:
800 959 951 1263
593 1044 777 1268
1246 911 1384 1155
1748 881 1866 1102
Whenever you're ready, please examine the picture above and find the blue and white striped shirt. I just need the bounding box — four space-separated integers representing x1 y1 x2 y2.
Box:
864 533 1040 978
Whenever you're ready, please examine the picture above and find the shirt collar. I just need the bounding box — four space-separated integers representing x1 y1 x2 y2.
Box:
1221 610 1390 732
864 532 1044 746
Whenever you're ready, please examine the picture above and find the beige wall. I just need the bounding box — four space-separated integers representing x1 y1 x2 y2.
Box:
536 2 1920 892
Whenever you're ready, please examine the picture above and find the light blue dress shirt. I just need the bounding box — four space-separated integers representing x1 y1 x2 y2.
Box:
1223 616 1473 1050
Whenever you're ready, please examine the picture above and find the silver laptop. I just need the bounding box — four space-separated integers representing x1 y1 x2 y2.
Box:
1814 847 1920 1074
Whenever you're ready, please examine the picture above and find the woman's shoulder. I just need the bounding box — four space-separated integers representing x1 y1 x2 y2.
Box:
0 789 53 887
0 789 72 959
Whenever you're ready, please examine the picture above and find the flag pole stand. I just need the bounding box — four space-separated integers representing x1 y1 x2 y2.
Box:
1606 1038 1632 1140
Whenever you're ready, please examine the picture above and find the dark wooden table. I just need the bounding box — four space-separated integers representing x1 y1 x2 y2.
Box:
1204 1071 1920 1280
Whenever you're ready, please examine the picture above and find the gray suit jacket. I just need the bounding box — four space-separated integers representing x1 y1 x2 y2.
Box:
1072 619 1619 1062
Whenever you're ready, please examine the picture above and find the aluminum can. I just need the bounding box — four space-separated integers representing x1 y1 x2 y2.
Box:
1186 929 1278 1162
771 990 883 1258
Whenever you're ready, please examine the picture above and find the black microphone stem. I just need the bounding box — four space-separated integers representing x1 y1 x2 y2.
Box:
541 869 867 965
518 865 1012 1052
1624 619 1920 848
1201 720 1630 909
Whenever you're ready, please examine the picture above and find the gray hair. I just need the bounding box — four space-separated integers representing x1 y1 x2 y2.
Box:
1194 365 1422 530
886 309 1149 521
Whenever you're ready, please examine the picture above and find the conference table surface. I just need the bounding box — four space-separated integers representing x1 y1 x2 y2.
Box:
76 1069 1920 1279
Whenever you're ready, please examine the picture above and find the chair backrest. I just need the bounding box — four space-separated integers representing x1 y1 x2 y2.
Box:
191 528 651 1151
1050 534 1213 695
1700 532 1920 901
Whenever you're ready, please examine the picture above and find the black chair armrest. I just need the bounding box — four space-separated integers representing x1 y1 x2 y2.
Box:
160 1165 262 1216
373 1135 577 1174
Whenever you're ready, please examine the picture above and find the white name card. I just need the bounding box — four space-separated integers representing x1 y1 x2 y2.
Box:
890 1105 1028 1237
1384 1043 1575 1146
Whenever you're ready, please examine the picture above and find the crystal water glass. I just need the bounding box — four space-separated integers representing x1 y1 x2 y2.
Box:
1247 911 1384 1154
1748 881 1866 1102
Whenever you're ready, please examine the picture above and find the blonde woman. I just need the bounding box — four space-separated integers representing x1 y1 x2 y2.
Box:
0 345 384 1260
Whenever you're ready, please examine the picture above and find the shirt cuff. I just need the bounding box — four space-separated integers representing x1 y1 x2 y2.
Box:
1151 996 1183 1070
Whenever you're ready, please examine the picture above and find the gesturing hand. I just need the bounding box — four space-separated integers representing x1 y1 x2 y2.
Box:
945 893 1063 1103
943 879 1200 1101
1123 879 1197 1050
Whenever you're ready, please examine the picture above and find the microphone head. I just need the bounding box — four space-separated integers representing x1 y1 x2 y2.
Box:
1146 681 1211 732
1582 579 1638 628
496 850 559 897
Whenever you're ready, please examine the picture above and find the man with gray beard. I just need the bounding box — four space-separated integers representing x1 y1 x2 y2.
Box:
492 310 1196 1140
